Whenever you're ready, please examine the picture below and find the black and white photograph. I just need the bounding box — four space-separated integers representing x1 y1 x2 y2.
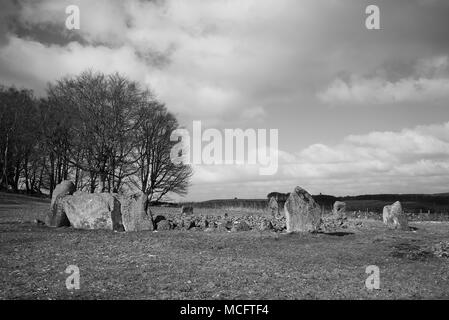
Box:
0 0 448 307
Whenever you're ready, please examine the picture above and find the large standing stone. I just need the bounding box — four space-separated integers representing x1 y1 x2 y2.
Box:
284 186 321 233
61 193 124 231
46 180 76 227
383 201 408 230
118 193 154 232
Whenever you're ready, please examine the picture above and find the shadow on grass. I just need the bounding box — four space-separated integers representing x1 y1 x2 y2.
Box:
321 231 355 237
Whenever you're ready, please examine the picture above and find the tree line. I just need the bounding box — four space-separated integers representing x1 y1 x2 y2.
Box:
0 70 192 200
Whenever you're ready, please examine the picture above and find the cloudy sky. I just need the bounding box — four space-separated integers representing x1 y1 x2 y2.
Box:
1 0 449 200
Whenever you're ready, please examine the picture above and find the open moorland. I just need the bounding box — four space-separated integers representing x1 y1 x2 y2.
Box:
1 192 448 299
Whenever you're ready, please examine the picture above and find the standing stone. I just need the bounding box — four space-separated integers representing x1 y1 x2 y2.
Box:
383 201 408 230
333 201 346 217
332 201 348 227
62 192 124 231
181 206 193 215
268 197 283 219
46 180 76 227
284 186 321 233
118 193 154 232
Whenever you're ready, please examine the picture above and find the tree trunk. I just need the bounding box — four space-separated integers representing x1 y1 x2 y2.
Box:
49 153 55 198
13 158 21 191
90 172 96 193
24 155 29 193
1 133 9 189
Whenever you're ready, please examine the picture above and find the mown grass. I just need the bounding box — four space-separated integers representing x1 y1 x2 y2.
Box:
1 193 448 300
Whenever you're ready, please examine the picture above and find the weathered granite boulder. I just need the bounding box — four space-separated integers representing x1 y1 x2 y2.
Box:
383 201 408 230
284 186 322 233
61 192 124 231
118 193 154 232
46 180 76 227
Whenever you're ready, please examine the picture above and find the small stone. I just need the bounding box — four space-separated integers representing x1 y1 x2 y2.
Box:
259 220 274 231
157 219 172 231
231 220 251 232
217 220 233 231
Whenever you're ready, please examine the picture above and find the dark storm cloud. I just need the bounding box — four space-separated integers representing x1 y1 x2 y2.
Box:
0 0 21 46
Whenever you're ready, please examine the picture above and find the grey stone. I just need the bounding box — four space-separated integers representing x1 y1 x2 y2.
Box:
46 180 76 227
383 201 408 230
268 196 283 220
259 220 274 231
157 219 172 231
217 220 233 231
231 220 251 232
118 192 154 232
62 192 124 231
284 186 321 233
181 206 193 215
333 201 346 217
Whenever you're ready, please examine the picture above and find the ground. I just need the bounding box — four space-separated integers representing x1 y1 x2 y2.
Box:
0 192 448 299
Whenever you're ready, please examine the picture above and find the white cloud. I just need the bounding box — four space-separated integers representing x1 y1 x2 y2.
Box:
318 56 449 106
5 0 287 123
187 121 449 199
285 122 449 181
0 36 147 93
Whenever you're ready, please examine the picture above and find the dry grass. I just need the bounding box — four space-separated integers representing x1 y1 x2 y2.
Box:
1 193 449 300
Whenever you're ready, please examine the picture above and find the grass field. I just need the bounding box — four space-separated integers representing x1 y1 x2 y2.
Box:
1 192 448 299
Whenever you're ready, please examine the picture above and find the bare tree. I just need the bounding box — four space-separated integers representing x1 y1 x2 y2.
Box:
48 71 150 193
131 102 192 201
0 70 192 200
0 86 37 191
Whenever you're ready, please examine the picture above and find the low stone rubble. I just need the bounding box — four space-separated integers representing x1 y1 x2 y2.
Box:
46 181 415 234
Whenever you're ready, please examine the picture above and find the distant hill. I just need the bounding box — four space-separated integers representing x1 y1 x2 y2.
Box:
181 192 449 214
